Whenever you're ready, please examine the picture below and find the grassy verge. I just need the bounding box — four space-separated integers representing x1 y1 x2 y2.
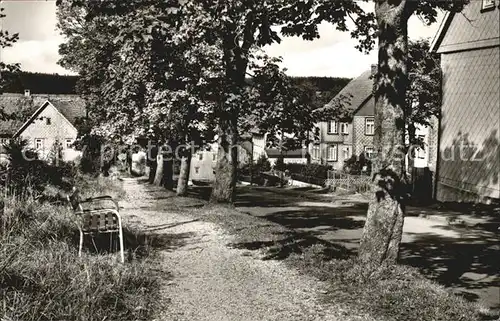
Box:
75 174 127 200
0 176 161 321
171 199 488 321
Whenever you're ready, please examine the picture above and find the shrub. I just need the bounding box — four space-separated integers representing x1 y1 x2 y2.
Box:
74 173 126 200
282 163 332 179
0 178 159 321
274 155 285 171
255 154 272 172
239 154 272 179
343 153 372 175
47 139 64 166
2 139 78 199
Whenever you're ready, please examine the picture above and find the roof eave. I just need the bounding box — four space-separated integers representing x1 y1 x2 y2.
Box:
430 11 454 53
13 100 51 138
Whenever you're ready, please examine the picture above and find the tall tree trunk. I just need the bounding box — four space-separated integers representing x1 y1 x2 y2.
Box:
209 30 248 204
163 158 174 190
210 116 238 203
147 145 158 184
148 162 157 184
154 152 164 186
359 1 409 266
249 138 254 186
176 153 192 196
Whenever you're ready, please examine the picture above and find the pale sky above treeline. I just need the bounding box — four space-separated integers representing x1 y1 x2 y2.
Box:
1 0 443 78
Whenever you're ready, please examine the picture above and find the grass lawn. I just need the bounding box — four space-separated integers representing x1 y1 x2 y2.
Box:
0 175 162 321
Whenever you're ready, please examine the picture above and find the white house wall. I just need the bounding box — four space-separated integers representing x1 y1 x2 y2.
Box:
18 103 81 162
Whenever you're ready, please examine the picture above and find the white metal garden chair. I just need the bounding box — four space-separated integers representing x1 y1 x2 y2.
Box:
67 190 125 263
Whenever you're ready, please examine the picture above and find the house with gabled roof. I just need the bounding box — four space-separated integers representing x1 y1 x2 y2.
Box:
430 0 499 203
311 68 376 170
313 66 438 175
0 92 86 162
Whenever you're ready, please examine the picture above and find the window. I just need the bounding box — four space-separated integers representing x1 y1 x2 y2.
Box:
312 145 320 160
194 167 199 174
198 152 203 161
365 118 374 135
46 117 51 125
65 139 73 149
35 138 44 150
327 145 338 161
327 121 338 134
364 146 375 160
481 0 495 10
340 123 349 135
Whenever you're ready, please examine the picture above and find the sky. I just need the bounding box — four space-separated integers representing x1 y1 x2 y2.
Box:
0 0 444 78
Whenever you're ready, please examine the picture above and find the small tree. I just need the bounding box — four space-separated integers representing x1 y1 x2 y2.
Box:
47 140 64 166
274 155 285 171
0 3 19 99
255 154 271 173
406 39 441 150
344 153 372 175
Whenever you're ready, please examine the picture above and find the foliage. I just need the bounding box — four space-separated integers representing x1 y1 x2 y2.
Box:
0 1 20 120
291 77 351 97
1 71 78 94
0 3 20 88
47 139 64 166
56 0 364 202
406 39 441 148
2 139 76 198
274 155 285 171
254 154 272 173
282 163 332 179
73 120 100 174
343 153 372 175
239 154 272 184
291 77 352 114
56 0 469 204
57 1 214 146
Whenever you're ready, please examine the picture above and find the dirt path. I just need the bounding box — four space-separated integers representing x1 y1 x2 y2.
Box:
119 178 357 321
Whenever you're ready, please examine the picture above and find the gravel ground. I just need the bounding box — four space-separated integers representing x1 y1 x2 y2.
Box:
118 178 362 321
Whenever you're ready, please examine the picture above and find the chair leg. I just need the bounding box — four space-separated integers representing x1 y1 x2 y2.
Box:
79 230 84 257
118 228 125 263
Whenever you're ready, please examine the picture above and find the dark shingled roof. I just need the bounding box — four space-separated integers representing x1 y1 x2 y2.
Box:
316 69 374 114
0 93 86 136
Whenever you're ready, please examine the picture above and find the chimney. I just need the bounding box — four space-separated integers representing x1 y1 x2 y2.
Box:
371 64 378 77
24 89 30 97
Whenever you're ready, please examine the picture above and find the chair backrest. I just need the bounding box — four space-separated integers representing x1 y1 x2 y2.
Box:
80 210 120 233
